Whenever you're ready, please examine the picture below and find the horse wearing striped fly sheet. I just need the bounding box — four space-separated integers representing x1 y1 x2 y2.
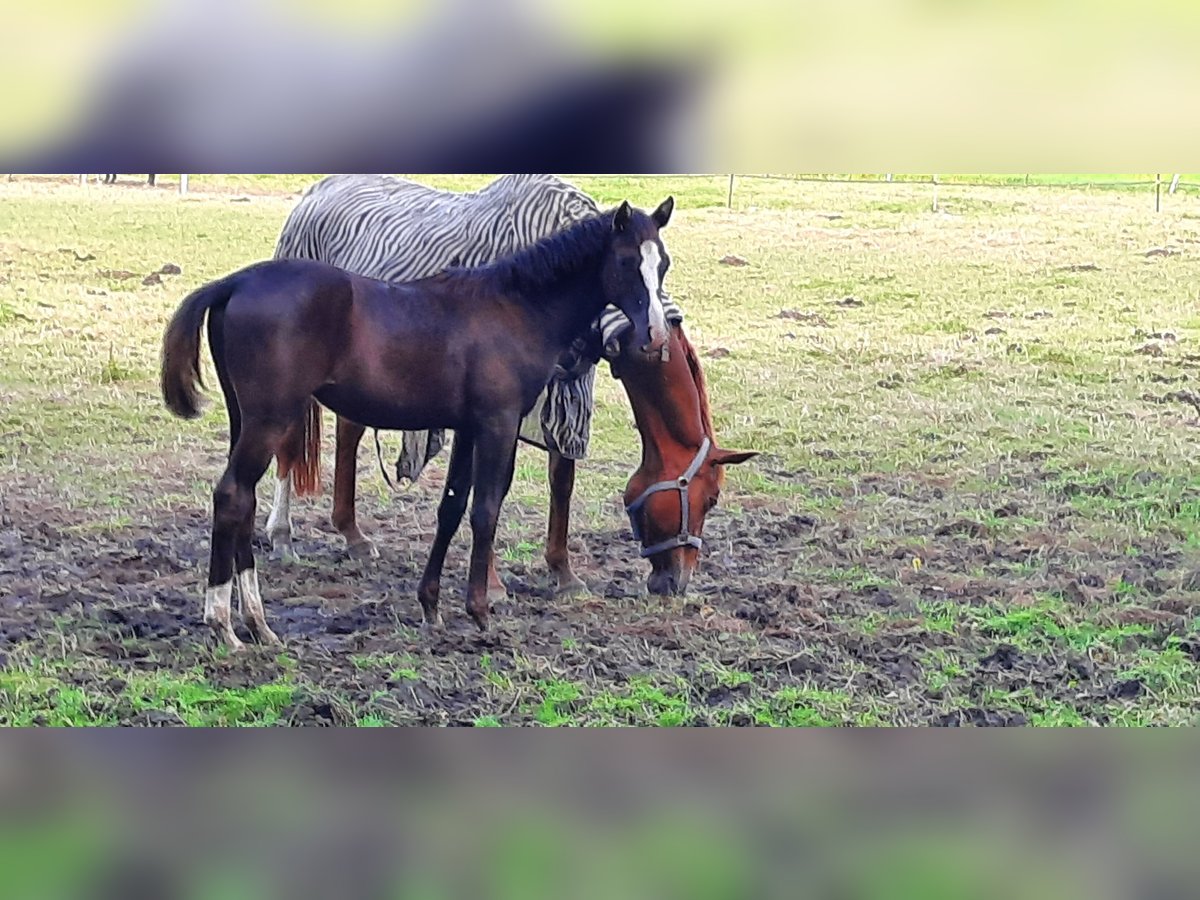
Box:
268 174 682 596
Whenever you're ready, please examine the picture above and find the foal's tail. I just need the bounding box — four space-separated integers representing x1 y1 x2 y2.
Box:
161 275 238 419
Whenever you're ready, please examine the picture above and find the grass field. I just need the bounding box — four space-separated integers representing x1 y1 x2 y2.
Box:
3 173 1200 726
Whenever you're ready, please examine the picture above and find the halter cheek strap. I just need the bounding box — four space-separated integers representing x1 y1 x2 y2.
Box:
625 436 711 559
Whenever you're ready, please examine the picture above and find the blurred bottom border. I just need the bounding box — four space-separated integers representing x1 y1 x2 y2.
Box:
0 730 1196 900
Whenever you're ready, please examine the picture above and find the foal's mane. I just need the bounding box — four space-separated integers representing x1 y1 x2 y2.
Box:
483 209 614 292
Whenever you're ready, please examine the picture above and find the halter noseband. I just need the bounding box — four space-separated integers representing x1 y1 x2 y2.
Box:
625 436 711 559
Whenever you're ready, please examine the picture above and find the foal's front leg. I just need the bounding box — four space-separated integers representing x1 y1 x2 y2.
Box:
417 432 474 626
466 422 519 630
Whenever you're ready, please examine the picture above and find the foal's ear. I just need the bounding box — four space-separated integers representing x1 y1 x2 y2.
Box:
652 196 675 229
712 448 759 467
613 201 633 232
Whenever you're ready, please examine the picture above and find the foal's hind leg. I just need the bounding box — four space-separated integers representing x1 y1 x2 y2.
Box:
417 431 475 626
236 486 281 646
207 425 282 651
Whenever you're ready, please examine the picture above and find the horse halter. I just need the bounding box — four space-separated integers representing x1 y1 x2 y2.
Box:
625 436 711 559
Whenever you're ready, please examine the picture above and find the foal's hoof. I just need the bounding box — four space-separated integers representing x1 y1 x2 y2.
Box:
487 582 510 605
246 620 283 647
420 611 444 633
553 573 589 598
467 604 491 632
346 540 379 561
208 624 246 654
270 542 300 565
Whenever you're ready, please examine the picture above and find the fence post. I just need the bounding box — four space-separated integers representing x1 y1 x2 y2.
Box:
179 174 189 196
931 174 940 212
1155 174 1162 213
1170 174 1181 194
727 174 734 209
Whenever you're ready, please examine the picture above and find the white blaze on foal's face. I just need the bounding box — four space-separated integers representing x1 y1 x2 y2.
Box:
639 240 668 344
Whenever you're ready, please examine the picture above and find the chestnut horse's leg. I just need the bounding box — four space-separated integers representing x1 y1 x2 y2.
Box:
417 431 474 626
208 423 281 651
331 416 378 559
465 419 520 629
545 450 587 596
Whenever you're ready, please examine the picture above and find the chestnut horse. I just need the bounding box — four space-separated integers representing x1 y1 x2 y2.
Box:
615 324 757 595
161 201 671 649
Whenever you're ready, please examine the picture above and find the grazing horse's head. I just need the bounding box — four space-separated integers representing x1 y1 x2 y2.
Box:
602 197 675 358
616 325 757 596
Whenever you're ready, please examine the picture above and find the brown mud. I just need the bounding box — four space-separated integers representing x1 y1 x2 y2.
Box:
3 463 1196 726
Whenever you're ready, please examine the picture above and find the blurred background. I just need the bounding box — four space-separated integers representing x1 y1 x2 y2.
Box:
5 0 1200 171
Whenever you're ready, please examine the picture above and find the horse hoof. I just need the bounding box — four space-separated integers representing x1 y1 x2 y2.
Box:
247 621 283 647
420 612 443 633
487 583 510 605
270 543 300 564
214 632 246 654
554 574 589 598
467 600 491 631
347 540 379 561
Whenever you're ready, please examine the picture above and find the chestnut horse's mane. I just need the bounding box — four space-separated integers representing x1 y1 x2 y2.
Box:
674 325 724 487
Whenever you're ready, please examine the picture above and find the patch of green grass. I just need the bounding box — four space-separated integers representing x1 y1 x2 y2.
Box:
124 670 295 726
534 680 583 727
0 671 118 726
917 600 960 634
0 660 296 727
500 540 541 564
973 599 1154 654
754 687 881 727
829 565 896 591
589 677 693 727
924 650 965 694
97 348 140 385
1121 646 1199 697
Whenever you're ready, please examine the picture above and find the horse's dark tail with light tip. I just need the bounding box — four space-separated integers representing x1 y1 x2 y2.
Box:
161 276 238 419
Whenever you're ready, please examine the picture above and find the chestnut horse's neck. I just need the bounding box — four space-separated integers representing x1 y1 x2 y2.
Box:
618 326 716 476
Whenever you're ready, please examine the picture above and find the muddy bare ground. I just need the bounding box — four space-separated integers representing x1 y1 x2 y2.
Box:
4 455 1198 727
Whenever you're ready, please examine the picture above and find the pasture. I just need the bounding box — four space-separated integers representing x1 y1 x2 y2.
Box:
3 174 1200 726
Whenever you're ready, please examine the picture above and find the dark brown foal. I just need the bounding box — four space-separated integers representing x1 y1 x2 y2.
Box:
162 199 674 649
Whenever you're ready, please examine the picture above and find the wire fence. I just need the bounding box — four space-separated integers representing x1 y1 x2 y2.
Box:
14 173 1200 214
727 174 1200 213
